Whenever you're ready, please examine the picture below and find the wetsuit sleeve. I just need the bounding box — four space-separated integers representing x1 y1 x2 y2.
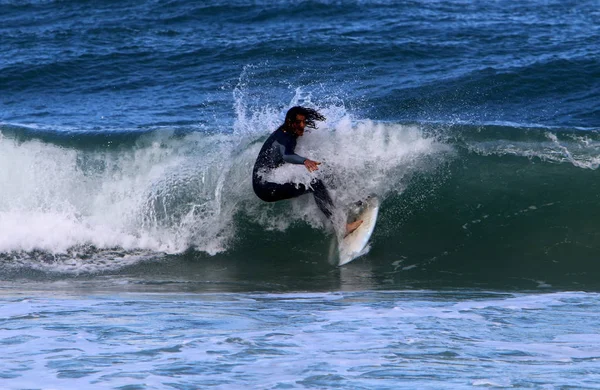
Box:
275 141 306 165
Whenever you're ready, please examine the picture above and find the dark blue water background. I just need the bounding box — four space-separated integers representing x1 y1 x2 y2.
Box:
1 0 600 290
3 0 598 130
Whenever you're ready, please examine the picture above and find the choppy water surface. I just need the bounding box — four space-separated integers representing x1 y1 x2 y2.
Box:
2 290 599 389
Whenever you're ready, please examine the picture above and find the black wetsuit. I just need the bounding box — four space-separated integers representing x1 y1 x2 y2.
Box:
252 127 334 219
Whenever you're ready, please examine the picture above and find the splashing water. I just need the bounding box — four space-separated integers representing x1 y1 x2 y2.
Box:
0 82 449 275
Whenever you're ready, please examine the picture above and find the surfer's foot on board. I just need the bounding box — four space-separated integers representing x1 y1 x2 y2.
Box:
345 219 363 237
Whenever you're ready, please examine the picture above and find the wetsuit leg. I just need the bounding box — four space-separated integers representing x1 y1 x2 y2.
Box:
308 179 334 219
254 181 310 201
253 179 334 219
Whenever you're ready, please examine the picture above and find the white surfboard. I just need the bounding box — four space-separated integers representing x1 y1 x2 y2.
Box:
338 196 380 266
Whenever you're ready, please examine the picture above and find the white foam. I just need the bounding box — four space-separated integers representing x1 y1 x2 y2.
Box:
466 130 600 170
473 379 513 387
0 130 240 260
254 116 451 236
0 87 451 270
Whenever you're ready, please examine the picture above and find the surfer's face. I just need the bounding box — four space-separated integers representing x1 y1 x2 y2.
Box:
290 114 306 136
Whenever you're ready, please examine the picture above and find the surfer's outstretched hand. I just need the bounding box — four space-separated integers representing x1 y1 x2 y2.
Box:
304 159 321 172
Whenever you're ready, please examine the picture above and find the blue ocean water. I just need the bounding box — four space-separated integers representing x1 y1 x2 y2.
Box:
2 290 600 389
2 0 600 388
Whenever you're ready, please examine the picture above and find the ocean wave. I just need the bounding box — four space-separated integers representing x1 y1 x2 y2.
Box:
0 115 447 255
2 118 600 286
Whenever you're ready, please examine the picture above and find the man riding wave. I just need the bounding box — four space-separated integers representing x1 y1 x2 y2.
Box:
252 106 362 235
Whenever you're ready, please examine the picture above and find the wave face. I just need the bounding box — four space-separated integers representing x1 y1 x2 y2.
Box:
0 113 449 256
1 0 599 288
3 118 600 289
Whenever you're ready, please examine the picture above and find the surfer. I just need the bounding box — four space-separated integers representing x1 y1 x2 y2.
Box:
252 106 362 235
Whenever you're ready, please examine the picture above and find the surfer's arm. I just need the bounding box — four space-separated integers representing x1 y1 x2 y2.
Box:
274 139 320 171
281 145 320 172
275 141 307 164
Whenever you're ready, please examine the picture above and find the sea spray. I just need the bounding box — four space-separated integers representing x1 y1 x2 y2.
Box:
0 111 447 267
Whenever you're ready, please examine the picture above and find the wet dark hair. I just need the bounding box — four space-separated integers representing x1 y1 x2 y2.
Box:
283 106 326 129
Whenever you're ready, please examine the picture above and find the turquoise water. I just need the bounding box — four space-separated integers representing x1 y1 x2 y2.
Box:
2 0 600 387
